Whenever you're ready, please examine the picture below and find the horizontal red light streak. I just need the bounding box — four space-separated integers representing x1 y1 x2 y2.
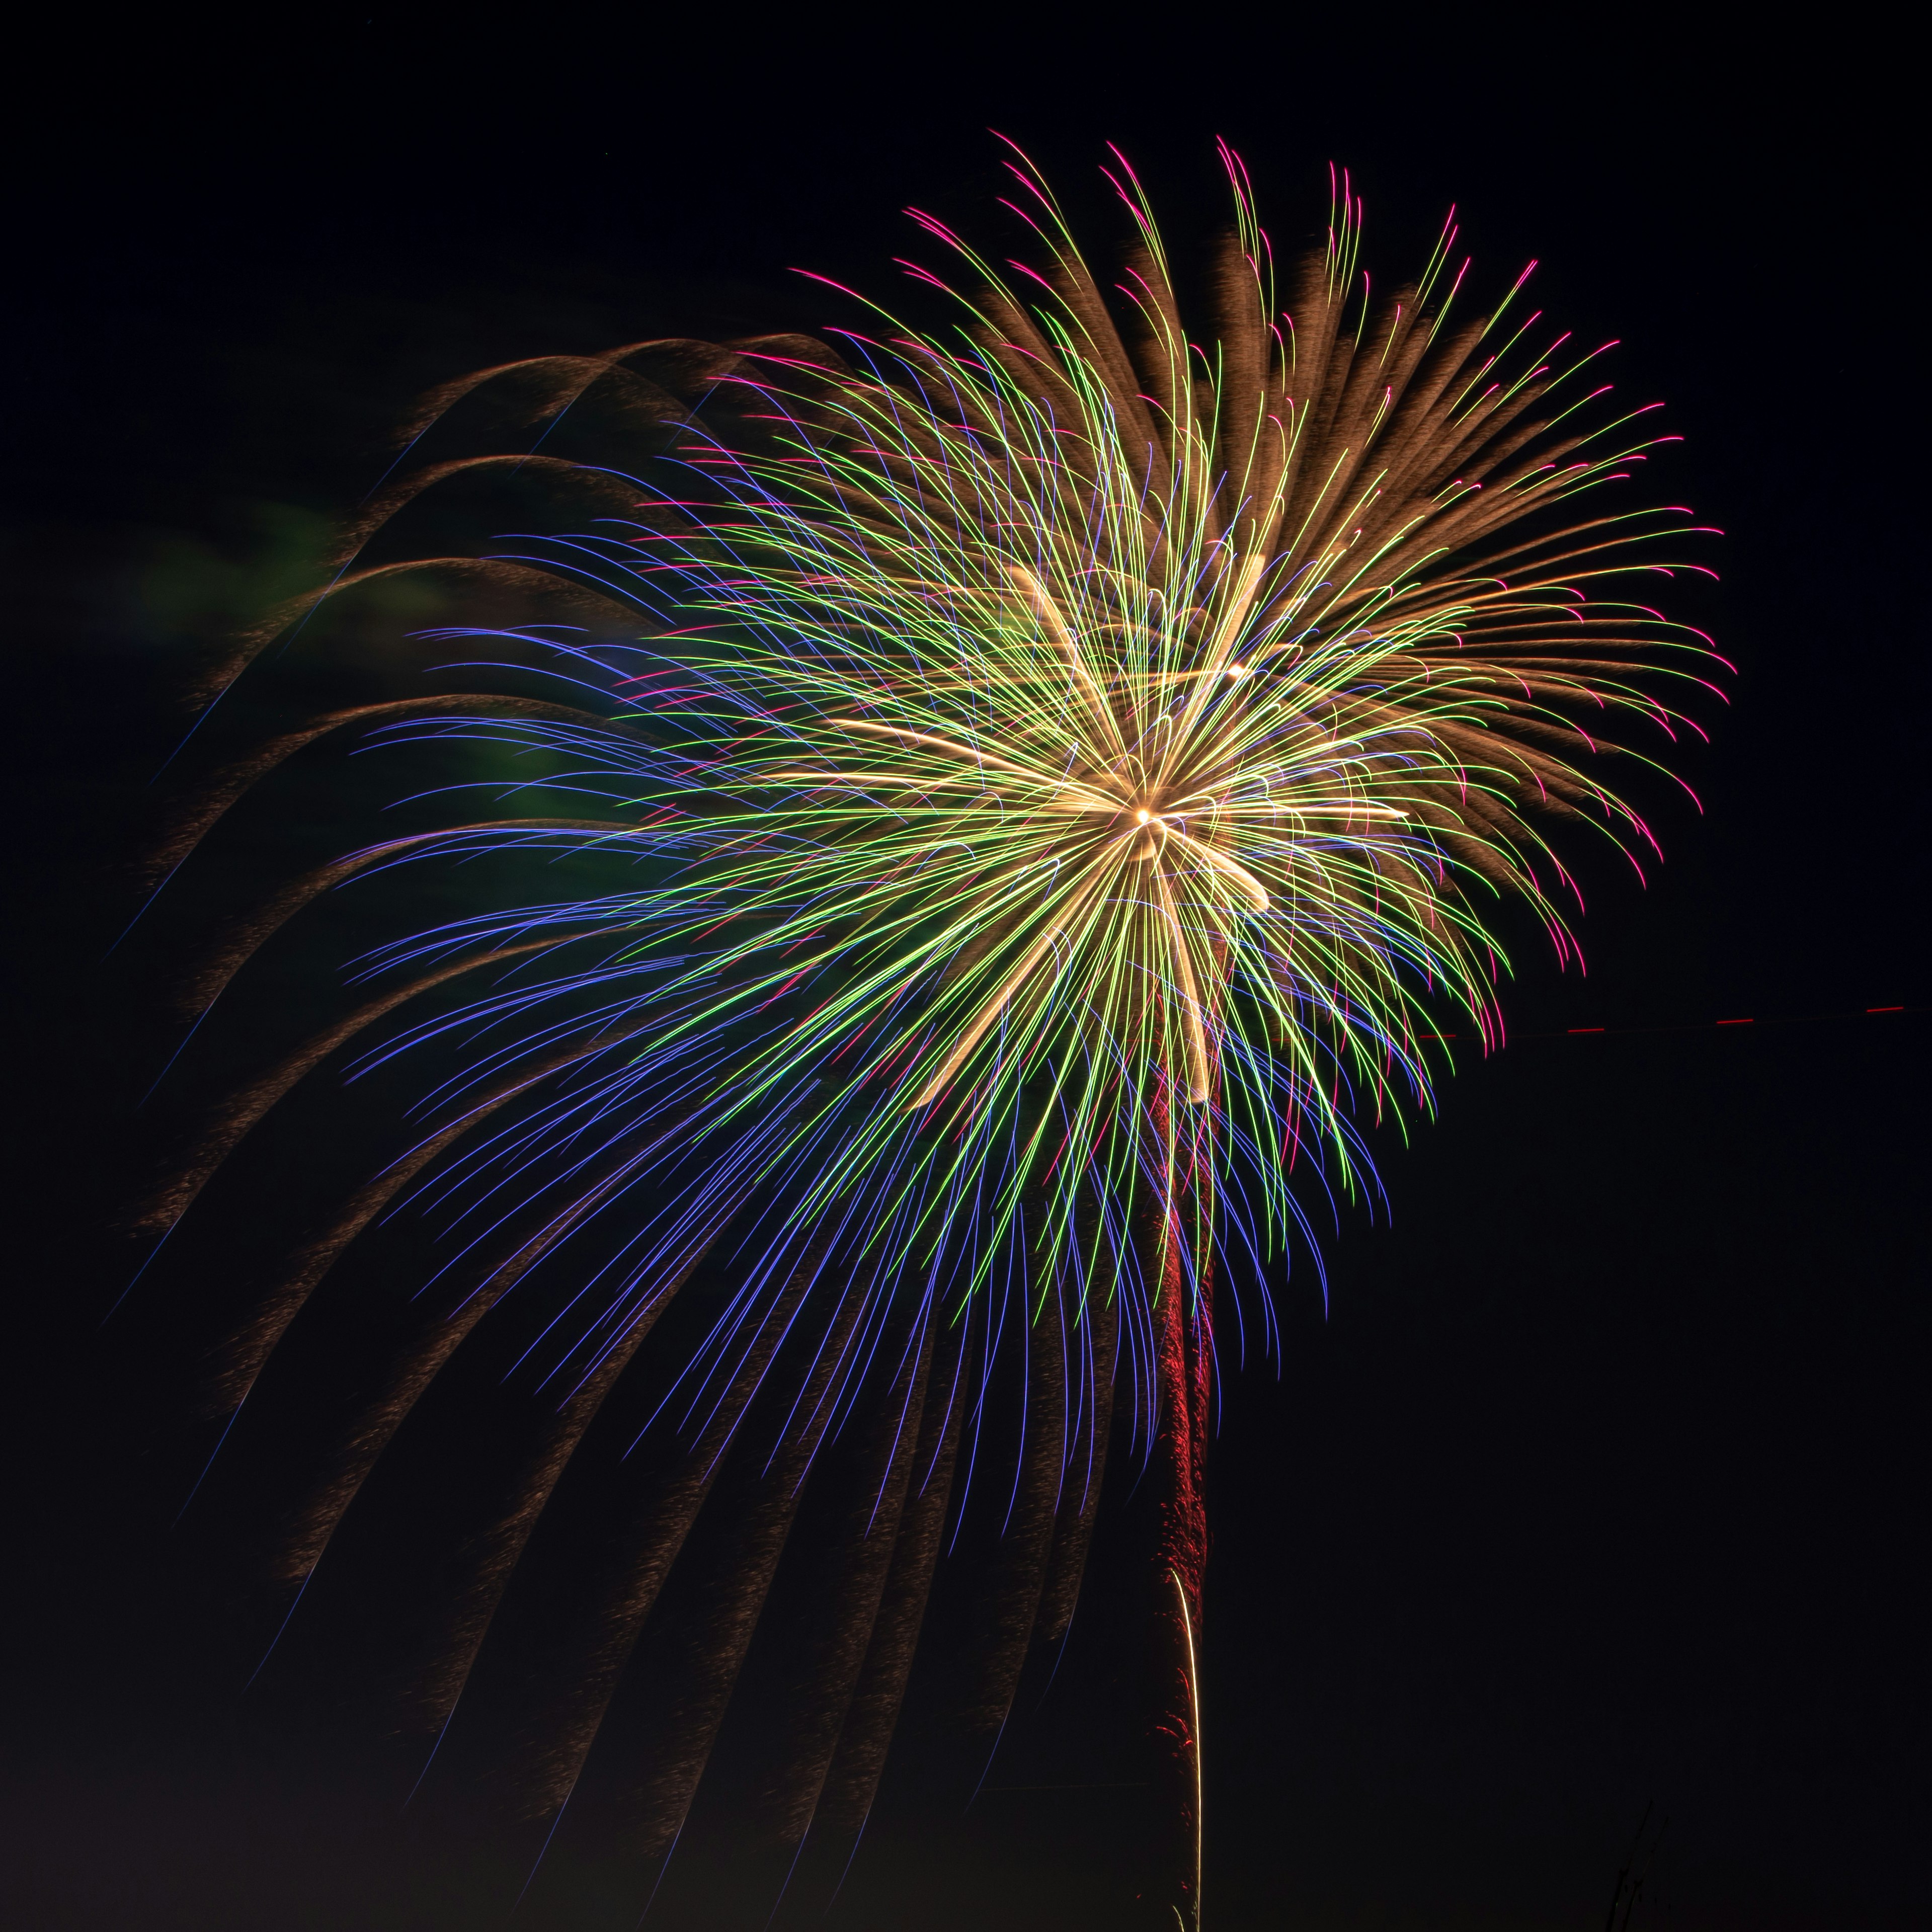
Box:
1412 1005 1919 1045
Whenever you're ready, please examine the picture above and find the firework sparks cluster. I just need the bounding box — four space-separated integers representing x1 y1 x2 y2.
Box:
143 143 1719 1869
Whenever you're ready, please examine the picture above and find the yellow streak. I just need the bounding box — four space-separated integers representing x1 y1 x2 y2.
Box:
1157 550 1272 798
1205 550 1271 664
1207 799 1409 821
1170 1568 1203 1930
766 769 1114 808
1004 564 1126 757
1151 861 1212 1104
822 717 1047 783
768 769 979 788
911 861 1112 1107
1160 826 1269 911
820 718 1125 813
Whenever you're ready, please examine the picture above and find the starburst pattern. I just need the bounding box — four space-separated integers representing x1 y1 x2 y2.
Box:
142 145 1718 1892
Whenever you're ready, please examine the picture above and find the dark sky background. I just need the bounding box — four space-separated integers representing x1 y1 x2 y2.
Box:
8 10 1926 1929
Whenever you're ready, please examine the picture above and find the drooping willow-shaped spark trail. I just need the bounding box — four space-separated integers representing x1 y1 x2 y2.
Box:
140 143 1719 1922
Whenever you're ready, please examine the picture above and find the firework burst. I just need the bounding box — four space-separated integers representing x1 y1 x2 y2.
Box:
142 142 1718 1916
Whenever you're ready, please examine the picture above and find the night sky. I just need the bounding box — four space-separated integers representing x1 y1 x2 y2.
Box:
9 13 1925 1929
